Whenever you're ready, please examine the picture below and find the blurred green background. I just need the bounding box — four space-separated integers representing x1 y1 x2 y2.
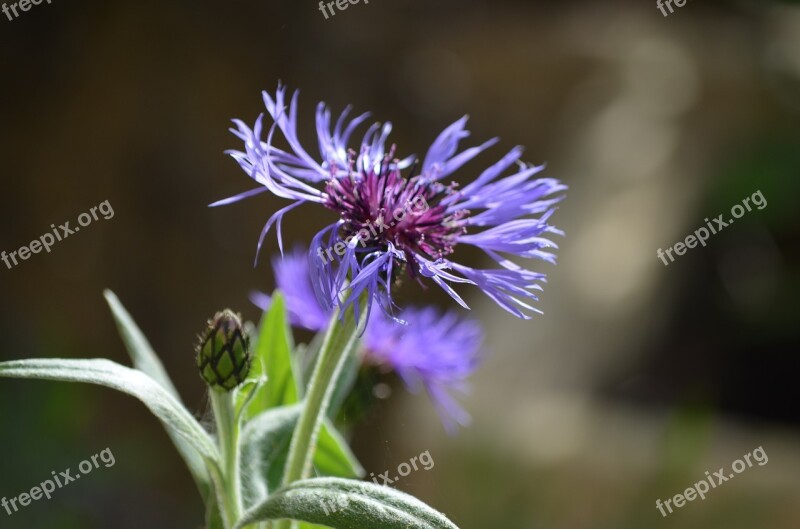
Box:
1 0 799 527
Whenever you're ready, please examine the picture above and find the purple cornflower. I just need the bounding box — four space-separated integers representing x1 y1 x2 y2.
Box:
363 307 483 432
216 85 566 319
251 247 485 432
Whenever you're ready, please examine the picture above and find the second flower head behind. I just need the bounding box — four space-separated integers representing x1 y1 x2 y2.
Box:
214 85 566 320
252 247 485 433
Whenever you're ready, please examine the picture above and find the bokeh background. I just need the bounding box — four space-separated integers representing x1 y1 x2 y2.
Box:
1 0 799 527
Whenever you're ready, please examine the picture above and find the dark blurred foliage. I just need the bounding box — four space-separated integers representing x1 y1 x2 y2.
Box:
608 135 800 421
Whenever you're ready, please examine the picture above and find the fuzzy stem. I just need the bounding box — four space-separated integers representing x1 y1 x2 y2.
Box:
210 389 243 528
276 304 366 529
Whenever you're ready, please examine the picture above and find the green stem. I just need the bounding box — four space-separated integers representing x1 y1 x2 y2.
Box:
276 303 366 529
210 389 243 529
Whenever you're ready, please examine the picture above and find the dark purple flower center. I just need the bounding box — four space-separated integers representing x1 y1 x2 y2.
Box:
322 151 468 269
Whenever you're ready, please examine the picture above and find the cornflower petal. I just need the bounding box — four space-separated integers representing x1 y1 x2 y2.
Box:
217 85 567 320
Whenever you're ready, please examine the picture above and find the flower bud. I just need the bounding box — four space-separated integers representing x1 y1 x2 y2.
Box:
196 309 251 391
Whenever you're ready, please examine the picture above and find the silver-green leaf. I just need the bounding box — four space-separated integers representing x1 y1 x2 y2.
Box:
241 406 364 509
0 358 217 463
103 290 179 396
235 477 460 529
103 290 213 500
241 404 301 508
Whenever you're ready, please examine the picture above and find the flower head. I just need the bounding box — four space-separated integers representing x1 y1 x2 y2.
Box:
364 306 483 433
217 85 566 319
251 247 485 432
196 309 252 391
